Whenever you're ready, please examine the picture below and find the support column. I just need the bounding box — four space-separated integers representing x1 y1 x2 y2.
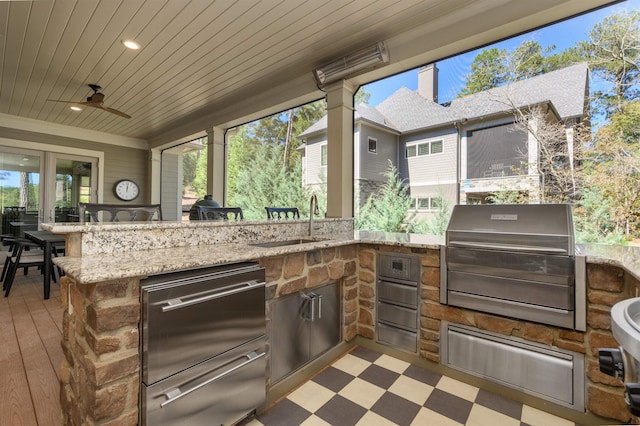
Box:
148 149 162 204
206 127 226 204
325 81 355 218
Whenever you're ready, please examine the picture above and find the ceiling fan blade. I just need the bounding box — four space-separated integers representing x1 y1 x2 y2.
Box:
90 103 131 119
46 99 80 103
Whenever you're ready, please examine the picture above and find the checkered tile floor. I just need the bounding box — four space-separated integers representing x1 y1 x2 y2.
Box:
248 346 575 426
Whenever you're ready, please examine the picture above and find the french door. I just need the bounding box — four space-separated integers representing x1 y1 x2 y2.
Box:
0 146 98 232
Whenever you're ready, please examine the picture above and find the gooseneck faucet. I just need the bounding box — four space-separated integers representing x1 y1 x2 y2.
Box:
309 194 319 236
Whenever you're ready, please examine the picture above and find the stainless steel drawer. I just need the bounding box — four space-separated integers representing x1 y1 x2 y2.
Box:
141 263 266 385
378 279 418 308
377 323 417 353
142 337 266 426
448 271 573 309
377 301 417 331
446 246 574 285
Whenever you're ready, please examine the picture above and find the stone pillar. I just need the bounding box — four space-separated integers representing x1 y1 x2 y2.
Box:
584 264 637 423
60 275 142 425
325 80 355 218
206 127 226 204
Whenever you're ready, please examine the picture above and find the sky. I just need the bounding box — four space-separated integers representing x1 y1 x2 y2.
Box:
363 0 640 106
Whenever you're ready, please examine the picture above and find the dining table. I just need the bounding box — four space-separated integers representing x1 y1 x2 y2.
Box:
24 230 65 299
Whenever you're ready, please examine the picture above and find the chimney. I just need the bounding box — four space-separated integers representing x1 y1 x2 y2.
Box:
418 63 438 102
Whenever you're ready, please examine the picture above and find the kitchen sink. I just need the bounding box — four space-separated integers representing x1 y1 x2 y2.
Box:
250 237 328 248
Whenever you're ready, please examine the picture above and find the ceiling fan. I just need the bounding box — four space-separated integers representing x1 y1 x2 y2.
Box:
47 84 131 119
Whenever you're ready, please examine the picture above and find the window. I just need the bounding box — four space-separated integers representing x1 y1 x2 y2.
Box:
368 137 377 154
321 144 327 166
431 140 443 154
417 198 430 209
406 139 444 158
414 196 443 211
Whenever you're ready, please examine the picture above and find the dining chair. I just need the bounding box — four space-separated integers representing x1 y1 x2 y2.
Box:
78 203 163 222
265 207 300 220
2 239 57 297
196 206 244 221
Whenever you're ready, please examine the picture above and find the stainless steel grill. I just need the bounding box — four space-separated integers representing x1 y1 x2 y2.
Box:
441 204 585 330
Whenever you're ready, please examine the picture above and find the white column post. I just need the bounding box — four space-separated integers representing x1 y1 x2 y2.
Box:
325 80 355 218
206 127 226 204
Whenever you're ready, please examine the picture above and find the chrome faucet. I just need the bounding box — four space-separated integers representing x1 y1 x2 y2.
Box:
309 194 320 236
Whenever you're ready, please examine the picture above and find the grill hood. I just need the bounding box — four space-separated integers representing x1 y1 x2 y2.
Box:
446 204 575 256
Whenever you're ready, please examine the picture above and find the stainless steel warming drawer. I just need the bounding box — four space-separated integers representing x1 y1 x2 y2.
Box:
376 253 420 353
140 262 266 426
442 204 586 330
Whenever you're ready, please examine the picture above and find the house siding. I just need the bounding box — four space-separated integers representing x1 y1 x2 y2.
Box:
399 128 457 186
357 123 398 181
304 134 327 186
161 152 180 221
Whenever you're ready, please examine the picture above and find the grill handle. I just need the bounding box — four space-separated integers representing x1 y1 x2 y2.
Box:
448 241 567 254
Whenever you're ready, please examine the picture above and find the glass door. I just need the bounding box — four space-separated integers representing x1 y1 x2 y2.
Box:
44 153 98 223
0 148 43 237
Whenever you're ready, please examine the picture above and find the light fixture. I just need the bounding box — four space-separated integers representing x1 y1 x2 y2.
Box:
70 105 83 112
313 41 389 87
122 39 141 50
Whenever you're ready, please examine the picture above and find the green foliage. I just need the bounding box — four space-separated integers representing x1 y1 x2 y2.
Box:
182 150 199 192
230 144 309 220
192 144 208 198
459 48 508 95
355 87 372 104
573 187 625 244
356 162 414 232
582 10 640 117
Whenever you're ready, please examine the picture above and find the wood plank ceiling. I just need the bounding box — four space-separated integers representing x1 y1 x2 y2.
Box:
0 0 617 144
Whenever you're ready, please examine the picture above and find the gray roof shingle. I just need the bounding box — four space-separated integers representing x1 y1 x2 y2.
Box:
299 62 588 137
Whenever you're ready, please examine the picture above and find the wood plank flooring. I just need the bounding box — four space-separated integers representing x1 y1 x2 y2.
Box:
0 268 63 426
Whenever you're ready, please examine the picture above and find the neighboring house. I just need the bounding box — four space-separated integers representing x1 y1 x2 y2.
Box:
299 63 589 217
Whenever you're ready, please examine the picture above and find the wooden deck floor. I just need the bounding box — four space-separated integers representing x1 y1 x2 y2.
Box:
0 268 64 425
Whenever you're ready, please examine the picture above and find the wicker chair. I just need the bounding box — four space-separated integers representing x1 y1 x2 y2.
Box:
78 203 162 222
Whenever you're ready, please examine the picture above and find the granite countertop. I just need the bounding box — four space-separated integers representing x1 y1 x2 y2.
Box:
52 228 640 284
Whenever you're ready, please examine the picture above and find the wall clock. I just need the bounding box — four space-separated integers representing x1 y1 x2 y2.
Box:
114 179 139 201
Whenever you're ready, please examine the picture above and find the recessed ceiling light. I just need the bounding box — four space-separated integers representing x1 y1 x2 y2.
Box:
122 39 141 50
70 106 83 112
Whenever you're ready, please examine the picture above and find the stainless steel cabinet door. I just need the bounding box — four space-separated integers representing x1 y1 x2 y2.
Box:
309 281 340 359
270 292 310 383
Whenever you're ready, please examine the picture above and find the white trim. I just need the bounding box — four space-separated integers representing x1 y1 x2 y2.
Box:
405 138 444 158
409 179 457 186
0 113 148 150
0 137 105 203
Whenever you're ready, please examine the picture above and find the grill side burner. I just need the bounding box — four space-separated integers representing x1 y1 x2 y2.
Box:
441 204 585 330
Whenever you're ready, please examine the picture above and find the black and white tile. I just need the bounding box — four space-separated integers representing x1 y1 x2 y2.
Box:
249 346 575 426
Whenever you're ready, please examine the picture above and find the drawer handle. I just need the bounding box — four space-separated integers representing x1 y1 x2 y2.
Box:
160 351 265 407
161 280 265 312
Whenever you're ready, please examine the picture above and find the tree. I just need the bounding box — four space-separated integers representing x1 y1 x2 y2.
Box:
582 10 640 117
231 143 310 220
459 47 508 95
355 87 372 104
356 162 414 232
586 101 640 237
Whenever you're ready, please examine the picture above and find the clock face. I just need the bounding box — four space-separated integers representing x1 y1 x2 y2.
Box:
114 180 139 201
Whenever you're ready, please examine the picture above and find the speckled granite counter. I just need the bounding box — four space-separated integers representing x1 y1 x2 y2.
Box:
44 219 640 283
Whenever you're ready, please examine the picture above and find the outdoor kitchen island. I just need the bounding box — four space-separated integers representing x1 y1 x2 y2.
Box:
45 219 640 425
